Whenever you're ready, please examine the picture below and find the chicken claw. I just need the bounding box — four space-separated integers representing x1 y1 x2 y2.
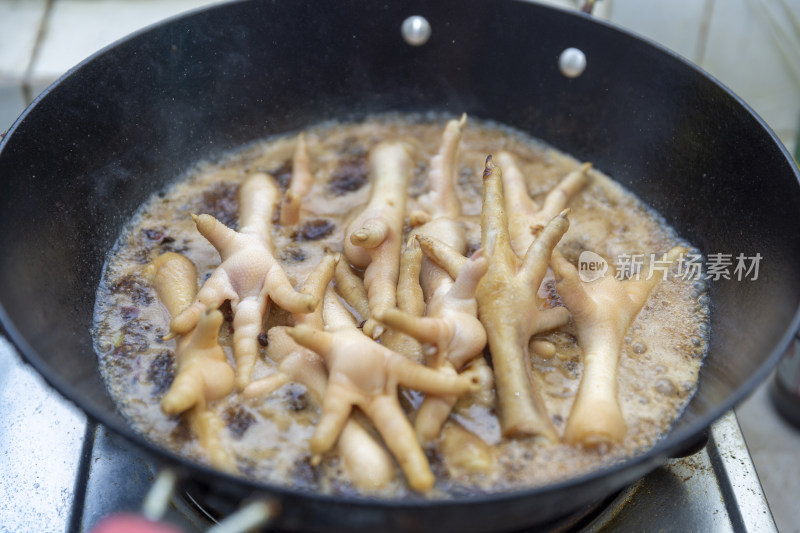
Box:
475 156 571 442
145 252 236 472
497 152 590 256
343 141 414 338
243 254 396 491
243 254 339 399
553 246 686 446
287 289 480 492
413 115 468 296
332 258 372 323
440 422 493 476
279 134 313 226
415 234 467 279
383 115 471 363
417 113 466 221
377 250 488 443
379 236 425 362
170 173 317 390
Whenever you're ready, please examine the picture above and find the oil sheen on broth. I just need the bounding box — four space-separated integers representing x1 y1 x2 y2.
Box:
92 114 709 499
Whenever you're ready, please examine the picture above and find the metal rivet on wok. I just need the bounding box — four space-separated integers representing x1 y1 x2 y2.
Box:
401 15 432 46
559 47 587 78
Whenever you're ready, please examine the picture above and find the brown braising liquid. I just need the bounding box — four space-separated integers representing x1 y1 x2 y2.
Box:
92 114 709 499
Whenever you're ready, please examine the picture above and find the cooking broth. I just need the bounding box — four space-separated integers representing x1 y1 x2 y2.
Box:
92 114 708 499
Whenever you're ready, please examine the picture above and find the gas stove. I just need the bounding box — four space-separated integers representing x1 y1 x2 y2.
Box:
0 335 777 532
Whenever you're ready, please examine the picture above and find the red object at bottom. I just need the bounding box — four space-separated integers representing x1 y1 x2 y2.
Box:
90 514 185 533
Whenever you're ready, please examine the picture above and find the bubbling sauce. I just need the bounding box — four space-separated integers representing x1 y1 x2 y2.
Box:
92 114 709 499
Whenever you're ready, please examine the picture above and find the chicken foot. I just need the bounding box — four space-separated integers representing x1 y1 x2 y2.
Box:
242 253 339 399
332 258 371 323
144 252 237 472
279 134 313 226
415 235 497 406
411 114 468 299
243 254 395 491
552 246 686 446
286 288 480 492
377 249 488 443
381 115 485 440
496 152 590 256
415 234 467 278
497 152 589 360
333 255 420 358
476 156 571 442
343 141 414 338
382 115 470 363
440 421 493 476
416 113 466 221
379 236 425 362
169 173 317 390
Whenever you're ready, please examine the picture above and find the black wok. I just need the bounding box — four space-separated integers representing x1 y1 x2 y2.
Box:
1 1 799 531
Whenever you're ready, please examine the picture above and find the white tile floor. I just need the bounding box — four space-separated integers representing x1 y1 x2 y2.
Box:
0 1 799 531
0 0 220 126
0 0 47 129
31 0 222 80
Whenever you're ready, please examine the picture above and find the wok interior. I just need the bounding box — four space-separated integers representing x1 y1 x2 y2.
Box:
1 0 799 522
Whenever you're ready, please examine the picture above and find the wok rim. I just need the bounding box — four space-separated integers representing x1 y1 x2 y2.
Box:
1 0 800 520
